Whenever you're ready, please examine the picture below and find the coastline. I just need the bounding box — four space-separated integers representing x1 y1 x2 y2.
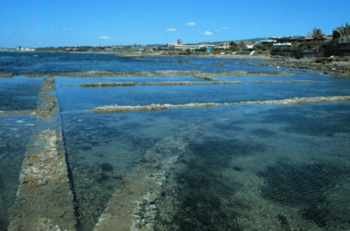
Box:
1 51 349 77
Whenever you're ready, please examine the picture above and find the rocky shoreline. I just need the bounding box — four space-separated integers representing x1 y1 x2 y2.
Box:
235 56 350 77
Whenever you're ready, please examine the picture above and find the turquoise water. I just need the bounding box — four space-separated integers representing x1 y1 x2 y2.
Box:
1 53 350 230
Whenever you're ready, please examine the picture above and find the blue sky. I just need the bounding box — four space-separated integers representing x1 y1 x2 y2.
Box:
0 0 349 48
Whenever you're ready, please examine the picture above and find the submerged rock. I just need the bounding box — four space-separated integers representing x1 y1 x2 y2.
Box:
93 127 200 231
79 81 243 87
0 72 14 78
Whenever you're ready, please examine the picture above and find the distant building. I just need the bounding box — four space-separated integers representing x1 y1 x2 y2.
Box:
223 42 231 49
304 35 332 43
146 46 158 52
66 47 78 51
338 36 350 45
21 47 35 52
245 44 255 49
333 27 350 46
194 44 215 49
273 36 305 45
104 47 114 52
289 36 305 45
255 39 277 47
231 41 254 49
168 39 194 51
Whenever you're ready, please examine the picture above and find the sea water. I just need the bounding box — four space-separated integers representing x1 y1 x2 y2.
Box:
1 52 350 230
0 115 36 230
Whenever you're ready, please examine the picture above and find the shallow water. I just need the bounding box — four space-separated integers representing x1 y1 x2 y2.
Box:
60 109 201 231
56 74 350 111
153 103 350 230
57 76 204 85
0 115 36 230
1 53 350 231
0 76 42 110
60 102 350 231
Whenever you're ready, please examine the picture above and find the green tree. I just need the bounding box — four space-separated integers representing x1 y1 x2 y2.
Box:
308 28 324 41
239 41 245 50
337 23 350 37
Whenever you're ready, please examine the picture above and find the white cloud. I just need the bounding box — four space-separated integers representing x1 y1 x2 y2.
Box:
186 22 196 26
215 27 229 32
202 31 213 36
99 36 110 39
166 28 176 32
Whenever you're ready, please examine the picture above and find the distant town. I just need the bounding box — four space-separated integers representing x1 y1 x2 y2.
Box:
1 24 349 58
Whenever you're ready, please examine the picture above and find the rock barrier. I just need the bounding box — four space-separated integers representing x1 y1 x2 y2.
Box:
91 96 350 113
0 110 36 116
67 79 313 88
0 72 14 78
23 70 294 78
78 81 243 87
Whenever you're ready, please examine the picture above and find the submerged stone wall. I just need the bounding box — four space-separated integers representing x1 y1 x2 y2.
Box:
93 126 201 231
91 96 350 113
8 77 76 231
65 80 314 88
0 72 14 78
23 70 294 78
